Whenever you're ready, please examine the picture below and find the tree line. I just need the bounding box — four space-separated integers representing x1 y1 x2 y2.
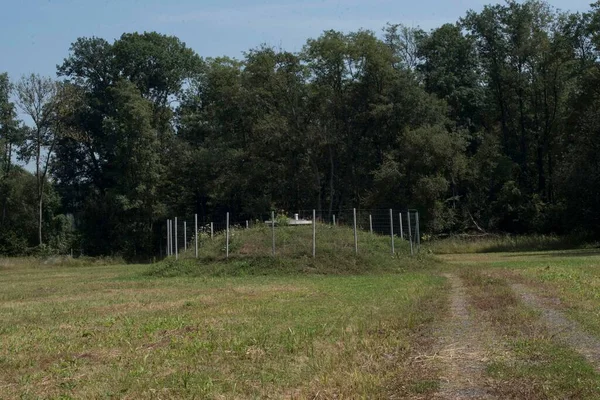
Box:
1 0 600 258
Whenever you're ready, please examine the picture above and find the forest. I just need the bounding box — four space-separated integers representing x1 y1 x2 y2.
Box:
1 0 600 258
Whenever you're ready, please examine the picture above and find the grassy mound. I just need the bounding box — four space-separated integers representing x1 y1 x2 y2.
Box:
148 223 432 277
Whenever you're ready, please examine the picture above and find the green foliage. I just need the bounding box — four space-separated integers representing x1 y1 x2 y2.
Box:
53 32 201 258
417 23 484 129
15 73 60 247
370 125 468 231
5 0 600 256
275 211 290 226
112 32 203 106
0 167 73 255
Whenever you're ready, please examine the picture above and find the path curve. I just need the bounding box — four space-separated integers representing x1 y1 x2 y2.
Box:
511 283 600 369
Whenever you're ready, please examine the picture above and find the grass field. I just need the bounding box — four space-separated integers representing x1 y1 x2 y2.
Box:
441 250 600 399
2 228 600 398
441 250 600 336
0 259 444 399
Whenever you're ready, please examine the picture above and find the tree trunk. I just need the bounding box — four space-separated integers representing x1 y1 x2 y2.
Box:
38 194 43 246
1 142 12 225
547 151 554 203
518 86 528 181
1 190 6 225
36 134 42 246
328 145 335 220
537 139 545 196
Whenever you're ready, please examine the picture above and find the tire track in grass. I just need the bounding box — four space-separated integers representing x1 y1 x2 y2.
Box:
431 274 497 400
511 283 600 370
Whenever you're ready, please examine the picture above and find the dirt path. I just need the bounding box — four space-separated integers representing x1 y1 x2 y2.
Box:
430 274 497 399
511 283 600 369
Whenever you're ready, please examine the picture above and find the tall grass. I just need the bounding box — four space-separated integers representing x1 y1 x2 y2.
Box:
0 255 125 270
426 234 593 254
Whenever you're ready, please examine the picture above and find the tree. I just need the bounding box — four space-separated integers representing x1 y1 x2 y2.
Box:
101 80 162 256
462 0 580 230
112 32 203 108
57 37 114 92
417 23 484 131
54 32 202 256
0 73 25 228
555 3 600 235
302 29 403 215
6 4 598 256
383 23 424 71
15 74 59 246
0 165 71 255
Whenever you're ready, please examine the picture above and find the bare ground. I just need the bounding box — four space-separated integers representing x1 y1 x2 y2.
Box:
510 283 600 370
428 274 499 400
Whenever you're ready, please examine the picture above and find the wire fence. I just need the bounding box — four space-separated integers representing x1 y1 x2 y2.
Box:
160 209 421 261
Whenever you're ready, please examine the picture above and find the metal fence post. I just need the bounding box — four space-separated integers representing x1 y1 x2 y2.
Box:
184 221 187 252
369 214 373 234
399 213 404 240
353 208 358 255
210 222 214 240
226 212 230 259
175 217 178 260
333 214 336 226
246 220 249 229
194 214 198 258
166 219 170 256
390 209 395 254
407 211 414 256
271 211 275 256
312 209 316 258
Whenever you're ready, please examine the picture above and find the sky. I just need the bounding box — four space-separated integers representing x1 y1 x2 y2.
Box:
1 0 595 82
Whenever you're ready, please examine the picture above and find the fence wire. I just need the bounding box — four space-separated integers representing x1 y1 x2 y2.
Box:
160 209 421 260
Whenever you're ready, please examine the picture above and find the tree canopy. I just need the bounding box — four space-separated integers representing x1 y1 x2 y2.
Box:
2 1 600 258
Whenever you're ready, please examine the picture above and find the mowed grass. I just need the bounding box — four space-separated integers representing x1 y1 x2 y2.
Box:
440 249 600 398
458 268 600 399
442 249 600 337
0 258 445 399
5 226 599 399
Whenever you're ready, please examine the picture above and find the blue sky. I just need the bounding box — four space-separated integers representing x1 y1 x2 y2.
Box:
1 0 594 81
